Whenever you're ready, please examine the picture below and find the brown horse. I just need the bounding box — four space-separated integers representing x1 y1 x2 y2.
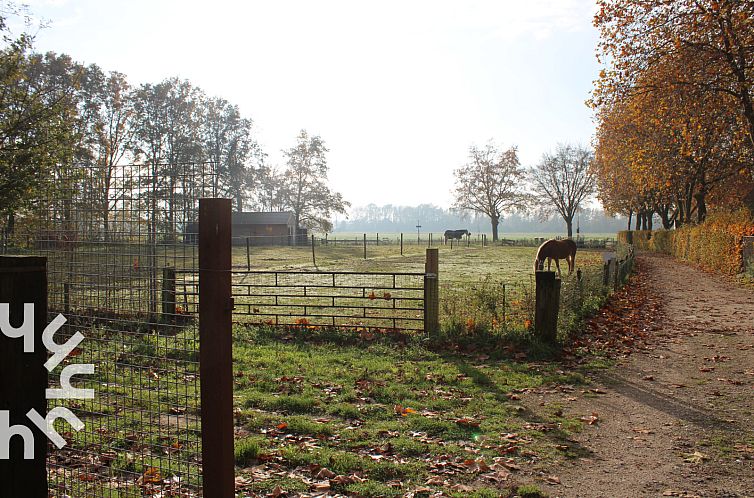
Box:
534 239 577 278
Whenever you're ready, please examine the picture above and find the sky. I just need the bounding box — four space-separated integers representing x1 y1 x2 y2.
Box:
15 0 602 209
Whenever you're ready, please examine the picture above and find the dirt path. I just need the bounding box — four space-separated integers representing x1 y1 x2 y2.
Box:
537 253 754 497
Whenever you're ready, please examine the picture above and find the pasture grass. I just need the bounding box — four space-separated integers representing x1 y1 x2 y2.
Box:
49 243 619 496
231 325 587 496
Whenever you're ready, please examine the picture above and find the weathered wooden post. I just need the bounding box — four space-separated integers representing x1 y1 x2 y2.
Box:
0 256 48 497
400 233 403 256
534 271 560 343
162 267 176 321
198 199 234 498
246 237 251 270
311 234 316 267
602 252 616 288
424 248 439 337
376 233 379 246
363 233 367 260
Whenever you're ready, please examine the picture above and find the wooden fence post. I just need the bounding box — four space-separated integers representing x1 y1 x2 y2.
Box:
0 256 48 497
198 199 234 498
534 271 560 343
363 233 367 260
311 234 316 267
162 267 176 321
400 233 403 256
246 237 251 270
424 248 439 336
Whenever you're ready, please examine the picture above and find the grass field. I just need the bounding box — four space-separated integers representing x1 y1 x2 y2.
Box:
232 243 609 336
225 244 615 496
235 243 605 285
232 326 590 497
51 242 617 497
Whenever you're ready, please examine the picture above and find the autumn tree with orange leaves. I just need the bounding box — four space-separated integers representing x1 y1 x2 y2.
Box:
591 0 754 225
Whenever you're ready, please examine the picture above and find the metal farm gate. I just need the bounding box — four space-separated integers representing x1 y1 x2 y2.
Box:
176 269 428 333
6 163 219 497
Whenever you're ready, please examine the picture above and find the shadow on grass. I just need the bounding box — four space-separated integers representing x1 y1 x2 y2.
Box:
443 353 594 461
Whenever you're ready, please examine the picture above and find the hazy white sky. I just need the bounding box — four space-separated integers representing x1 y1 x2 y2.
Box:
21 0 601 208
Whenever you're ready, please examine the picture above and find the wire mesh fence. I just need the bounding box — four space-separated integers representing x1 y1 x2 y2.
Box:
558 248 635 338
440 278 535 336
4 162 215 497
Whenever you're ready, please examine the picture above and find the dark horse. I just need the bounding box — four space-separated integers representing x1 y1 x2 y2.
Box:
444 229 469 243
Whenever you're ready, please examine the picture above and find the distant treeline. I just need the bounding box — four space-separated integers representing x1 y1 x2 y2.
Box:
333 204 626 234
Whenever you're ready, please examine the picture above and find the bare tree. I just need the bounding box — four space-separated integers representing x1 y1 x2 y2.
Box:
530 144 595 238
451 142 528 241
280 130 349 234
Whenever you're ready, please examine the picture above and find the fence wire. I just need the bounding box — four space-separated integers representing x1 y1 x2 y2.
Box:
6 162 215 497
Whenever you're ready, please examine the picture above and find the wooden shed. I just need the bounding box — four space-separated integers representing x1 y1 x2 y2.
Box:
231 212 295 245
184 211 297 245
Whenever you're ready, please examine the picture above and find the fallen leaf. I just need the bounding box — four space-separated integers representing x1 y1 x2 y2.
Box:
580 412 599 425
683 451 708 464
316 468 336 479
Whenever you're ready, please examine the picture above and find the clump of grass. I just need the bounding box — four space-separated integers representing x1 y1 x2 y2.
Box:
235 437 264 466
514 484 548 497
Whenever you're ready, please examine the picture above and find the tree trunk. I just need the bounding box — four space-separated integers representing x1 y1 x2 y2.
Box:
695 188 707 224
646 211 653 231
4 211 15 238
103 209 109 243
627 210 633 231
565 217 573 238
658 205 673 229
490 215 499 242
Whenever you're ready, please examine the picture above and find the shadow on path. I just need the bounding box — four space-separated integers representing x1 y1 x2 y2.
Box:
594 369 734 431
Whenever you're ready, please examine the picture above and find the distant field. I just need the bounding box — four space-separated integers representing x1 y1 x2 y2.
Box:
326 231 617 241
235 243 608 287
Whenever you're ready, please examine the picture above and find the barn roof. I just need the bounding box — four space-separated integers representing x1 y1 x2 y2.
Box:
231 212 295 226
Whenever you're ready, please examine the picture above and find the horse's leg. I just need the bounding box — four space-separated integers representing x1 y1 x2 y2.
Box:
555 259 561 278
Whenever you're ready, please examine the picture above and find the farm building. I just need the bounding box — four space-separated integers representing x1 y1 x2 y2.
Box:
185 211 300 245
